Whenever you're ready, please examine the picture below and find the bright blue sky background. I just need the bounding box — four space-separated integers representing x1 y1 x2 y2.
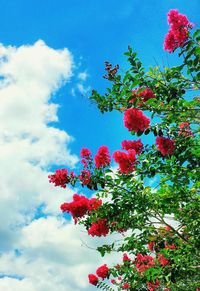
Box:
0 2 199 290
0 0 199 159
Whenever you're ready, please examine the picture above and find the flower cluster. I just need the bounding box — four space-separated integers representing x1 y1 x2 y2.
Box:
124 108 150 132
130 87 156 104
135 253 155 272
88 218 109 237
146 279 160 291
164 9 194 52
179 122 193 137
156 136 175 156
121 139 143 155
60 194 102 223
79 170 91 186
88 264 110 286
48 168 70 188
94 146 111 168
113 149 136 174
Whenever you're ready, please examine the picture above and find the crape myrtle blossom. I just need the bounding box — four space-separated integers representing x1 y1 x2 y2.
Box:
124 108 150 132
156 136 175 156
96 264 109 279
88 274 99 286
94 145 111 168
178 122 193 137
164 9 194 52
113 149 136 174
88 218 109 237
48 168 70 188
121 139 143 155
130 87 156 104
146 279 160 291
60 194 102 223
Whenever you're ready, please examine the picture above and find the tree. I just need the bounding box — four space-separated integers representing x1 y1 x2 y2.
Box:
49 9 200 290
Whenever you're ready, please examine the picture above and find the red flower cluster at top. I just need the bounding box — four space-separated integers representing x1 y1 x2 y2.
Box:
164 9 194 52
80 147 92 159
156 136 175 156
124 108 150 132
113 149 136 174
96 264 109 279
146 279 160 291
48 169 70 188
88 218 109 237
130 87 156 104
135 253 155 272
60 194 102 223
121 139 143 155
94 146 111 168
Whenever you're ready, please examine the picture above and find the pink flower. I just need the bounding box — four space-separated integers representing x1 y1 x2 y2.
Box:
60 194 89 221
123 253 131 262
164 9 194 52
88 274 98 286
121 139 143 154
80 147 92 159
88 198 102 211
96 264 109 279
88 219 109 237
130 87 155 104
135 253 155 272
148 241 155 251
122 282 131 289
113 149 136 174
94 146 111 168
79 170 91 186
124 108 150 132
146 279 160 291
48 169 69 188
178 122 193 137
156 136 175 156
111 279 116 284
157 253 169 266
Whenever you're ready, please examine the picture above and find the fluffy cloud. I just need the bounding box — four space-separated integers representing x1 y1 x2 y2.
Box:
0 40 123 291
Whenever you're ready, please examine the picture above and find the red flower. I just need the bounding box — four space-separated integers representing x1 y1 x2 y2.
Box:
146 279 160 291
96 264 109 279
121 139 143 155
130 87 155 104
157 253 169 266
88 198 102 211
111 279 116 284
123 253 131 262
88 219 109 237
135 254 155 272
79 170 91 186
156 136 175 156
94 146 111 168
60 194 89 221
88 274 98 286
122 282 131 289
113 149 136 174
164 9 193 52
148 241 155 251
48 169 69 188
124 108 150 132
178 122 193 137
80 147 92 159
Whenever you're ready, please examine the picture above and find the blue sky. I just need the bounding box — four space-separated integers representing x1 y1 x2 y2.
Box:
0 1 199 291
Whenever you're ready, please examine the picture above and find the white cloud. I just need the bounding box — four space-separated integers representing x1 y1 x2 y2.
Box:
78 71 88 81
0 40 122 291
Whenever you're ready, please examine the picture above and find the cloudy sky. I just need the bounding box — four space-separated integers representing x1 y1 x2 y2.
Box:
0 1 199 290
